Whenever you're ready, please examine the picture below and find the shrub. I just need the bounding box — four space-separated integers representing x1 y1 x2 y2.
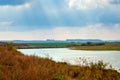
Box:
96 43 105 46
53 75 64 80
3 42 17 51
90 60 108 70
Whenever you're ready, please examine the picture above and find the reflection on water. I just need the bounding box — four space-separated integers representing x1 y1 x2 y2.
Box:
18 48 120 71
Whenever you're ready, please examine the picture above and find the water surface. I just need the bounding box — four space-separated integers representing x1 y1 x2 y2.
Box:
18 48 120 71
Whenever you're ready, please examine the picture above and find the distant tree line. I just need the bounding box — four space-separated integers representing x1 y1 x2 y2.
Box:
81 42 105 46
67 42 105 47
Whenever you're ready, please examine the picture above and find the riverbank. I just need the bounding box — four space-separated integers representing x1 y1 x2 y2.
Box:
0 45 120 80
70 43 120 51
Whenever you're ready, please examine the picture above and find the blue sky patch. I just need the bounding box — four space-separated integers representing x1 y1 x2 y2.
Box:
0 0 30 6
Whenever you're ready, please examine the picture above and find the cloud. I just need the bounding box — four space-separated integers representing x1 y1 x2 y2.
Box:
0 0 31 9
0 21 13 27
0 24 120 40
68 0 120 10
110 0 120 4
0 0 120 32
0 0 120 28
0 2 31 10
0 0 31 6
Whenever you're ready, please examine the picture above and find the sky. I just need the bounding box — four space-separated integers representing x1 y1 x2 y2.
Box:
0 0 120 40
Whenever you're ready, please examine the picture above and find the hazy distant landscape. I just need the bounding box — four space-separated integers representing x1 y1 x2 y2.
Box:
1 39 120 50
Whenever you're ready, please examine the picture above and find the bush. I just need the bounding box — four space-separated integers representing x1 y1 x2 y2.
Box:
96 42 105 46
90 60 108 70
81 42 105 46
3 42 17 51
54 75 64 80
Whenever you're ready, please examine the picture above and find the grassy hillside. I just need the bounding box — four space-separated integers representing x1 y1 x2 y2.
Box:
0 45 120 80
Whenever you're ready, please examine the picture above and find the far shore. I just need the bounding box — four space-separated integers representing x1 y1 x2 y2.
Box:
1 41 120 51
69 44 120 51
19 44 120 51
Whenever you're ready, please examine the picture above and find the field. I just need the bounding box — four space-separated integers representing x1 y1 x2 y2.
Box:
0 45 120 80
26 42 70 48
70 43 120 51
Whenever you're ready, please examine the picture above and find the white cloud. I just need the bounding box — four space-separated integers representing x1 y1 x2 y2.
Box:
17 3 31 9
0 3 31 10
0 21 13 27
0 24 120 40
68 0 119 10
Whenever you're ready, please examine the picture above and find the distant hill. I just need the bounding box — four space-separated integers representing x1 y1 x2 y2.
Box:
105 40 120 42
1 39 120 43
66 39 103 43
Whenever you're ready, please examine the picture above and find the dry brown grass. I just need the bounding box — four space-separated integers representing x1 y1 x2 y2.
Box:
0 46 120 80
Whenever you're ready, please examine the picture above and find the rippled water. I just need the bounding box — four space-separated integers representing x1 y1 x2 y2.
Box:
18 48 120 71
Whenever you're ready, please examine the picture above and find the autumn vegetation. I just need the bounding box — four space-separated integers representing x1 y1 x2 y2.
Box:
0 44 120 80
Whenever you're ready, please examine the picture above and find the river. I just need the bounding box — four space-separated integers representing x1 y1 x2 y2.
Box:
18 48 120 71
